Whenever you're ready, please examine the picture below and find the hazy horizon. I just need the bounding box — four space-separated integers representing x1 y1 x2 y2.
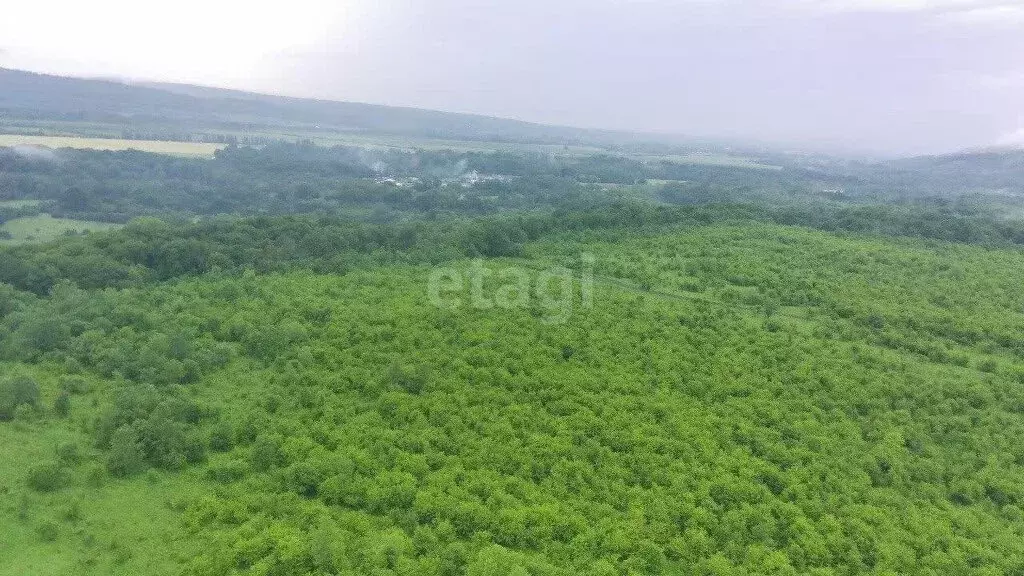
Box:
3 0 1023 156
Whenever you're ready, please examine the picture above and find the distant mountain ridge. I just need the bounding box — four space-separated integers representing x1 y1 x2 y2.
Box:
891 149 1024 182
0 68 645 146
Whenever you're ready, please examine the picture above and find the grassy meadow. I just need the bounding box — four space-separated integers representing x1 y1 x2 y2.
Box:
0 135 224 158
0 200 43 209
0 215 122 245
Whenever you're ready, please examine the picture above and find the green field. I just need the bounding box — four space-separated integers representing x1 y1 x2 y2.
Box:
0 134 224 158
0 215 122 245
0 200 42 209
0 362 206 575
638 153 781 170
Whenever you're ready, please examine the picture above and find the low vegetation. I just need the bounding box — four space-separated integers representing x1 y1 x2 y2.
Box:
0 214 122 245
0 134 224 158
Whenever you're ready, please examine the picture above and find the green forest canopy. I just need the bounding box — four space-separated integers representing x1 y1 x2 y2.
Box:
3 203 1024 575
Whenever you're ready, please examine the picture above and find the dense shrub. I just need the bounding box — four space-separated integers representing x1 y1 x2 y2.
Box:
106 428 145 477
0 375 40 420
26 462 65 492
53 389 71 417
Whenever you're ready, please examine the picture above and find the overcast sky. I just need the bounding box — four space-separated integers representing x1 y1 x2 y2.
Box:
2 0 1023 155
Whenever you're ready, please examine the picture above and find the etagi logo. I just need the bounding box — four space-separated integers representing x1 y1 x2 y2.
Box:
427 254 595 324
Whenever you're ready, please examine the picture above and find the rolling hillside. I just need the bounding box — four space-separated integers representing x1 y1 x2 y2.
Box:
0 68 635 146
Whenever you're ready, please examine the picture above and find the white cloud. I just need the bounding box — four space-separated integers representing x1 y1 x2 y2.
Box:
815 0 932 12
795 0 1021 16
934 4 1024 25
977 73 1024 89
997 127 1024 146
0 0 361 85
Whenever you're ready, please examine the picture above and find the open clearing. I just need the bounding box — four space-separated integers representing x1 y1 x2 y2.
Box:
637 152 782 170
0 215 122 245
0 134 224 158
0 199 42 209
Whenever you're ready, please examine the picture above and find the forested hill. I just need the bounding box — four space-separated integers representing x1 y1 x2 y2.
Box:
886 149 1024 191
839 148 1024 198
0 68 622 145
